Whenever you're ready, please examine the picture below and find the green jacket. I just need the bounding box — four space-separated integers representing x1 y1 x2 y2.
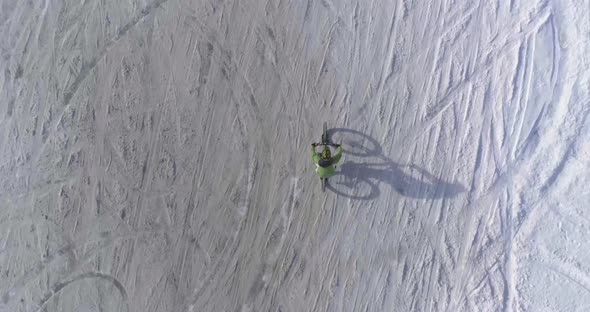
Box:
311 145 343 178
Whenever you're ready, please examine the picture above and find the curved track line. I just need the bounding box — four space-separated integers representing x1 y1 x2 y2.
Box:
33 272 130 312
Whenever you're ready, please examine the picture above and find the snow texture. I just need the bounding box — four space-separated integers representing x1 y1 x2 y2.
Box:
1 0 589 311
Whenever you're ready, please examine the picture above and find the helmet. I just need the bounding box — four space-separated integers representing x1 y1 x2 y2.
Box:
321 148 331 160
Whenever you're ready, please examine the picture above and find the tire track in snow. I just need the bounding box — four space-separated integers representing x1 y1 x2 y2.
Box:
448 14 550 304
1 225 171 309
374 1 401 130
173 102 220 308
0 214 76 305
181 11 267 133
380 1 478 139
514 108 590 244
160 9 277 308
129 76 168 230
187 153 258 310
502 190 517 312
398 7 551 149
441 4 479 40
501 26 537 312
538 245 590 295
33 0 170 166
242 177 301 311
509 35 535 161
32 272 129 312
449 59 585 312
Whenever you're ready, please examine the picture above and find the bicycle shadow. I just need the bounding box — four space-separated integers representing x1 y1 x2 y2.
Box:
325 128 466 200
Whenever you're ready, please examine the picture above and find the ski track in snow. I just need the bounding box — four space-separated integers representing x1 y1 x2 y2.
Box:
0 0 589 311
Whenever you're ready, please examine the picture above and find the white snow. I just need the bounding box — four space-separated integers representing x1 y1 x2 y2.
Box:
1 0 589 311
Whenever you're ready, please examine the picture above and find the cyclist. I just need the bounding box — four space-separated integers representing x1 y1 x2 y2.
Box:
311 143 343 179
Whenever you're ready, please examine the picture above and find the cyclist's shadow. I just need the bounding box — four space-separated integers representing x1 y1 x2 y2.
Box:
326 128 466 200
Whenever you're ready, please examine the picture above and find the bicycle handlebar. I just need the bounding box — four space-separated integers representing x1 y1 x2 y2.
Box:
312 142 340 147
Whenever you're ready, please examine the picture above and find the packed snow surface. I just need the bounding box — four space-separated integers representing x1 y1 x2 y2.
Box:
1 0 589 311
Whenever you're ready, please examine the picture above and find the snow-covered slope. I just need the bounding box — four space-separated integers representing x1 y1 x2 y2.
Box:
1 0 589 311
